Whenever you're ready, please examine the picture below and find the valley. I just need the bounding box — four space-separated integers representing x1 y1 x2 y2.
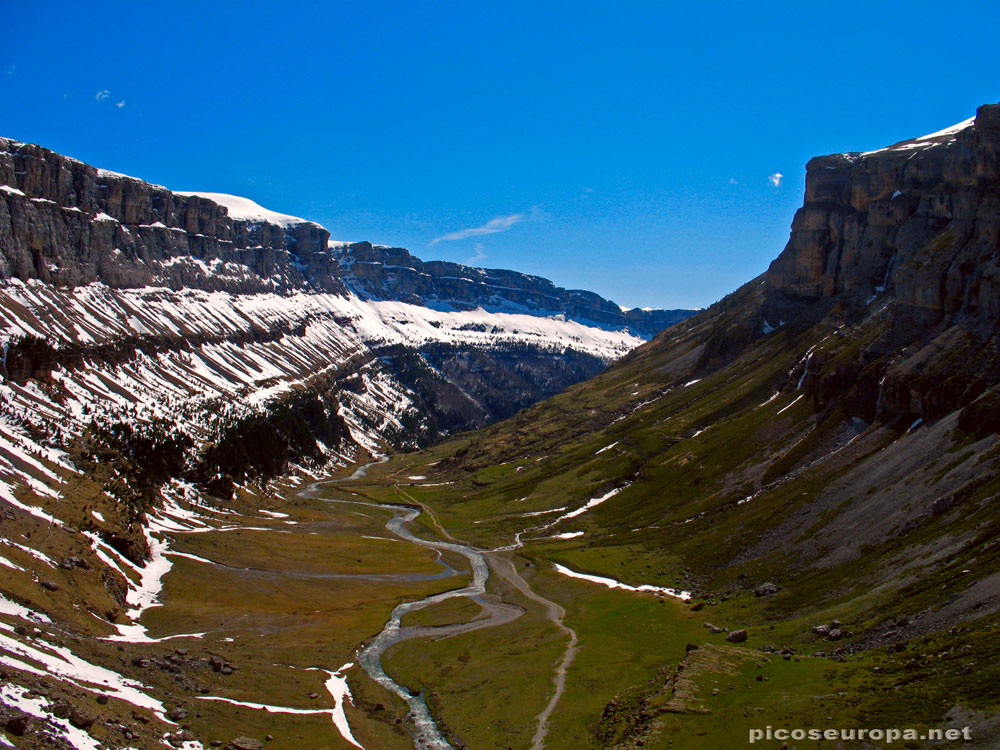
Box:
2 95 1000 749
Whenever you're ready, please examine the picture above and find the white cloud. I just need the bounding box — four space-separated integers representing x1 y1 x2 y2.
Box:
95 90 110 101
768 172 783 188
116 100 125 109
430 212 525 245
729 178 738 185
466 243 487 265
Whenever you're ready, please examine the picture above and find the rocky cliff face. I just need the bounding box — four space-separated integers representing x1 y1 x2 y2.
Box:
0 135 671 509
0 137 693 340
336 241 695 337
757 103 1000 427
767 103 1000 322
0 138 342 294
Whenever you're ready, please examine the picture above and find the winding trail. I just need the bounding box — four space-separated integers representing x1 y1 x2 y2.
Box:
485 553 579 750
301 464 579 750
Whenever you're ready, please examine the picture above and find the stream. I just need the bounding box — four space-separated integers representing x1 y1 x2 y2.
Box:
305 461 573 750
306 463 499 750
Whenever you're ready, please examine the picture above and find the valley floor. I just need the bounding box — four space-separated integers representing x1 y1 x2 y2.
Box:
18 452 983 750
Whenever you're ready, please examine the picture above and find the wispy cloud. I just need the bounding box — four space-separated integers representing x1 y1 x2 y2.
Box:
95 89 110 101
729 177 738 185
116 100 125 109
5 65 13 76
768 172 783 188
466 243 487 265
430 212 526 245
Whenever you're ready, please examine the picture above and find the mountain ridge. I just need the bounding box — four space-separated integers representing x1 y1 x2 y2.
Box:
0 136 694 336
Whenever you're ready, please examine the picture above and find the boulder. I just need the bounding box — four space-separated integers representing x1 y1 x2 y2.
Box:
754 582 780 597
5 713 31 736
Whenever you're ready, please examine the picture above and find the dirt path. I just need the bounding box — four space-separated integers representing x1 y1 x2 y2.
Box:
485 553 579 750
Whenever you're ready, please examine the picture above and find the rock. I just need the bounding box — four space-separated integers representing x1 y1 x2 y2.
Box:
811 624 829 636
96 694 109 705
726 629 748 643
308 692 319 699
689 601 705 611
69 708 96 729
338 241 691 339
210 655 236 674
230 738 266 750
167 730 195 748
40 579 60 591
754 582 780 597
50 699 72 718
685 643 699 653
5 713 31 736
168 707 189 721
763 104 1000 428
827 629 844 641
931 496 956 516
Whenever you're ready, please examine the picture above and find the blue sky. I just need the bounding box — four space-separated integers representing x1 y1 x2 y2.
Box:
3 2 999 309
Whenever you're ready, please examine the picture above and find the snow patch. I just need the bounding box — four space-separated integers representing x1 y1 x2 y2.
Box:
553 563 691 600
174 192 314 228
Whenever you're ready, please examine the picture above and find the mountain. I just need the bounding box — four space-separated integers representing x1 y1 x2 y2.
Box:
334 240 693 337
0 139 693 749
0 135 695 480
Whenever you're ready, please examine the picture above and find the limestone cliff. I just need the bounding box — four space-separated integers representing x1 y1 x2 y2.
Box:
760 103 1000 425
767 103 1000 323
336 242 694 337
0 138 341 294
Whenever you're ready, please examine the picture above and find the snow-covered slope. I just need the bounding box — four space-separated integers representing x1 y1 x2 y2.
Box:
0 134 659 518
173 191 316 228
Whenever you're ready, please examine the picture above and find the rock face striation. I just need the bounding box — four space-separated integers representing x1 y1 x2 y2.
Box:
0 137 693 336
336 241 694 337
767 103 1000 323
0 135 694 506
760 103 1000 426
0 138 339 294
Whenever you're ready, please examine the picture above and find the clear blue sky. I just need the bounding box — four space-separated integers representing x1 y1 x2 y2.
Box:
3 2 999 309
